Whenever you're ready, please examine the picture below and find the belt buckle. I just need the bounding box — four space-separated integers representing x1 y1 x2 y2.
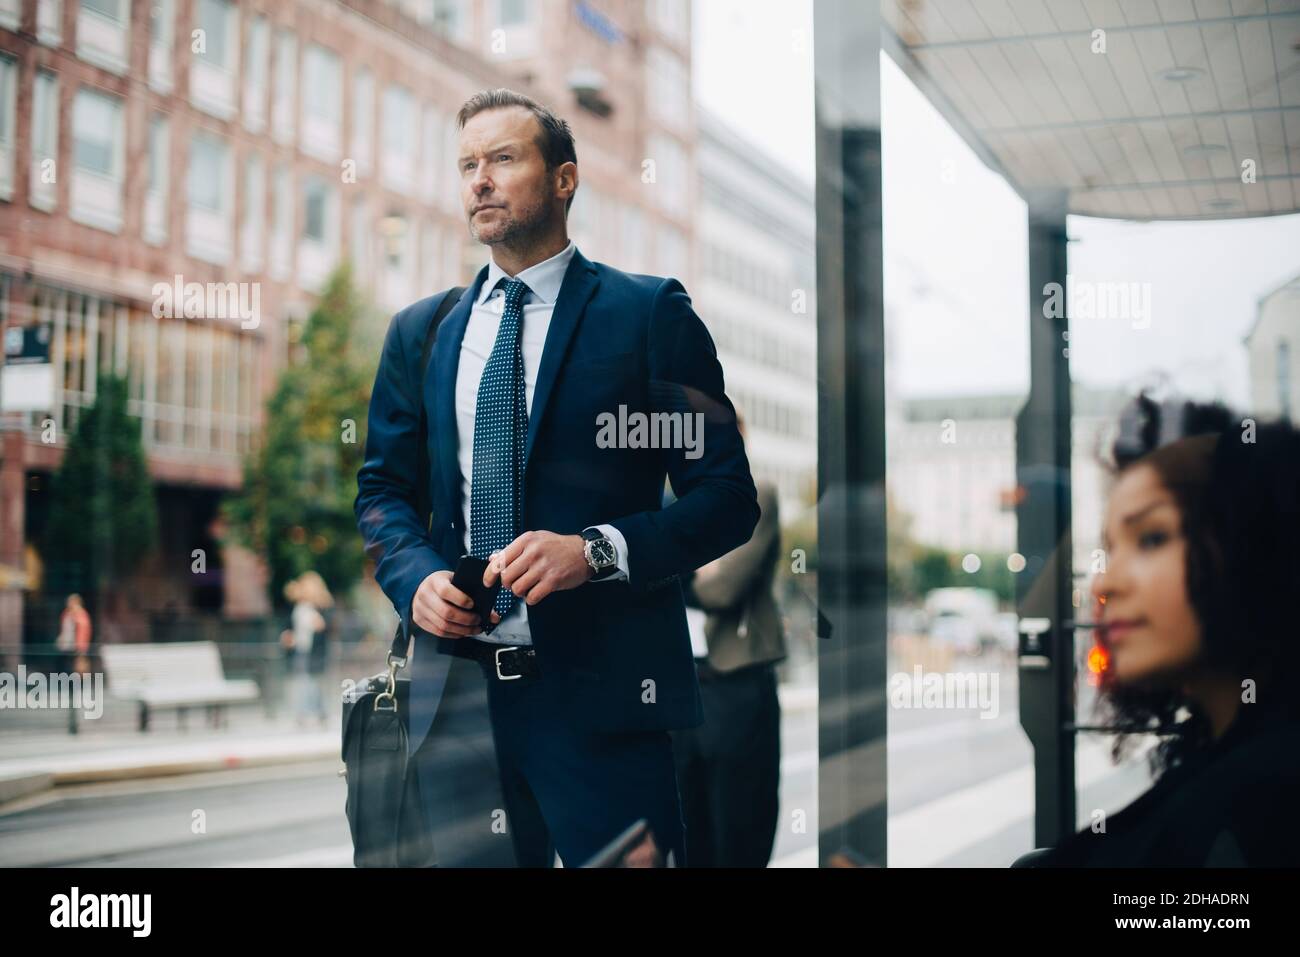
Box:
495 646 524 681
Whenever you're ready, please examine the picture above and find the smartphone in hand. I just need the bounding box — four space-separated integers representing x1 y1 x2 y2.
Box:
450 555 503 633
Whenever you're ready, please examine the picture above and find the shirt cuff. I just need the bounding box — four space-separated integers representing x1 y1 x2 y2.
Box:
589 524 629 582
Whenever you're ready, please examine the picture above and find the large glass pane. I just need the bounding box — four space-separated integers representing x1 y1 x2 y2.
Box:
72 89 120 175
196 0 229 65
188 131 225 211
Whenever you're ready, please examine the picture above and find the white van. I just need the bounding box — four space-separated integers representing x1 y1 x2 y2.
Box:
924 587 1000 656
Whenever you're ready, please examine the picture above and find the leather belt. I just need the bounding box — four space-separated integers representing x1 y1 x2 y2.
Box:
443 637 540 681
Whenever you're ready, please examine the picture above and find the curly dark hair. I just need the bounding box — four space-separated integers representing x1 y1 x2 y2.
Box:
1097 396 1300 777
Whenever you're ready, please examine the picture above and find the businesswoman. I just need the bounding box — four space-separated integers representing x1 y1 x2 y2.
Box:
1043 404 1300 866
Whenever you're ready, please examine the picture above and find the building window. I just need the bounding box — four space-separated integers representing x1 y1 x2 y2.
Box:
243 15 270 134
350 67 374 176
441 114 460 212
29 70 59 211
270 164 293 281
70 88 125 232
569 184 591 243
272 31 297 146
143 114 169 245
421 104 442 203
590 189 614 251
655 224 686 281
191 0 239 119
493 0 537 57
381 84 417 195
443 227 461 286
0 55 14 202
646 0 688 45
77 0 132 75
380 211 413 312
0 0 18 31
153 318 182 446
500 0 530 26
350 195 370 286
432 0 470 44
421 220 439 292
647 47 688 130
186 129 233 264
620 204 646 273
647 132 687 217
37 0 62 46
301 43 342 162
298 174 338 292
303 182 324 238
240 153 264 274
148 0 174 93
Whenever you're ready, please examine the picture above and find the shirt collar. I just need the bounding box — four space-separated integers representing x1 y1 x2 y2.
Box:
477 240 578 307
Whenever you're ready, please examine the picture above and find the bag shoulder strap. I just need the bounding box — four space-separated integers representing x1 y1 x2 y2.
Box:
413 286 467 529
392 286 465 663
420 287 468 386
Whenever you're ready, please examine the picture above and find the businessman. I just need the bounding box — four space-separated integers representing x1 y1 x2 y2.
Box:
354 88 759 867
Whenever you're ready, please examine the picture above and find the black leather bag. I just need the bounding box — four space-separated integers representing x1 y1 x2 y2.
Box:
341 286 464 868
340 625 435 867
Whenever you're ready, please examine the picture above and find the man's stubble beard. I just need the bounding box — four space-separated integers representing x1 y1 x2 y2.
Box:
469 189 551 250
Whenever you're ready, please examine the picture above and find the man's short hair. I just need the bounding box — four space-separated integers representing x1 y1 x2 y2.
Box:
457 89 578 214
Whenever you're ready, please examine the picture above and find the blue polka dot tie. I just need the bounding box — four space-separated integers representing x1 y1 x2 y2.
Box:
471 277 529 622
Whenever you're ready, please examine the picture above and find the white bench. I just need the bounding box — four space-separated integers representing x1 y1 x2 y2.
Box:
101 641 260 731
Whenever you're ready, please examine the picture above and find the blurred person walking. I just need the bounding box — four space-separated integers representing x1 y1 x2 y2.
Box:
55 593 92 675
673 409 787 867
281 572 332 728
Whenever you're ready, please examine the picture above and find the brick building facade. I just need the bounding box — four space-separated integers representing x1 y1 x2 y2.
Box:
0 0 694 666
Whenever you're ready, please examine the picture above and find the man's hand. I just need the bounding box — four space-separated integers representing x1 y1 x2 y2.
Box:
485 531 593 606
412 570 500 638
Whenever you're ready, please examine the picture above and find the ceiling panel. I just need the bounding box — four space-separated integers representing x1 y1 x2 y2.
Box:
969 0 1027 37
1032 37 1107 122
1003 0 1060 34
886 0 1300 218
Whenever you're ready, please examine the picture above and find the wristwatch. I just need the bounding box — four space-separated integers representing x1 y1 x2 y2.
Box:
581 527 619 580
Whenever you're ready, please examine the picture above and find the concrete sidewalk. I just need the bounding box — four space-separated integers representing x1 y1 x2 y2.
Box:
0 707 338 806
0 682 815 807
0 726 337 782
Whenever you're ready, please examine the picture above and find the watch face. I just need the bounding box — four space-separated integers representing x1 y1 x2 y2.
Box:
589 539 617 567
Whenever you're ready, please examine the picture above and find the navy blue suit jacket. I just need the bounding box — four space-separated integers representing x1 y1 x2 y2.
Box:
354 248 759 754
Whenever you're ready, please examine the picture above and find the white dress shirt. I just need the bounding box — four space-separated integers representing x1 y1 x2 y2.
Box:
454 239 629 645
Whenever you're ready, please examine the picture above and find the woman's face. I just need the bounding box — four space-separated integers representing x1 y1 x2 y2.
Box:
1090 463 1203 685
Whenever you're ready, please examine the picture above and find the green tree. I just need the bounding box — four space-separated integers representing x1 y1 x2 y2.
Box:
221 265 377 609
965 552 1015 604
912 546 957 597
42 374 158 612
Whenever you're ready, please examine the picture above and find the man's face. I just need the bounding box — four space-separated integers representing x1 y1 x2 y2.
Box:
458 107 565 246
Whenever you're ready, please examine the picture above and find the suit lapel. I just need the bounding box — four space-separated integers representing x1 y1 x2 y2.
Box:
430 266 488 529
525 251 600 466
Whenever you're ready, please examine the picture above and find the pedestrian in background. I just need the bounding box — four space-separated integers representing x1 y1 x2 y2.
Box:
281 572 331 728
55 593 92 675
673 412 788 867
